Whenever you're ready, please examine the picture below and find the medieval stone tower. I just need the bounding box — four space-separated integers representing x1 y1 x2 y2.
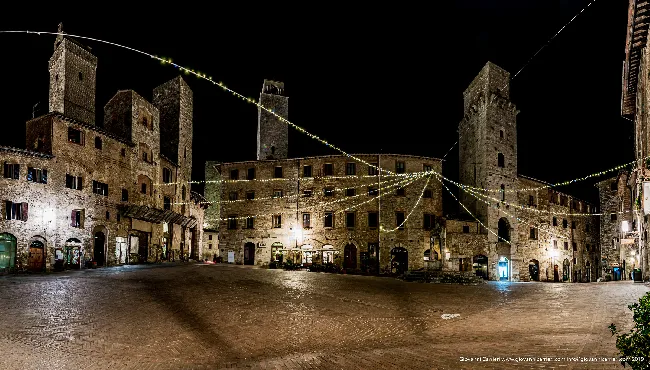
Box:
459 61 521 280
153 76 194 205
48 23 98 125
257 80 288 160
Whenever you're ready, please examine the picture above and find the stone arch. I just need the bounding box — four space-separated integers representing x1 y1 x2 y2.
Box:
0 232 17 269
27 235 47 272
498 217 510 242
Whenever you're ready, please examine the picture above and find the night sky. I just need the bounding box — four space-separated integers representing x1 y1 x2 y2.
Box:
0 2 631 214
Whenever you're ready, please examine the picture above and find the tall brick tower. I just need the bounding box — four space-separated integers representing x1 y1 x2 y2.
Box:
257 80 288 160
153 76 194 188
458 61 520 280
48 23 98 125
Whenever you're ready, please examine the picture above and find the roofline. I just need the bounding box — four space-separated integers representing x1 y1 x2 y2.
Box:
210 153 445 167
0 146 55 159
34 112 136 146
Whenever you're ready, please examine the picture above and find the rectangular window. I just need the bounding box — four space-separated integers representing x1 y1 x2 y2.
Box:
272 215 282 228
395 161 405 174
528 195 535 206
529 228 537 240
611 182 618 191
368 212 378 228
65 174 82 190
70 209 82 228
92 180 108 197
611 213 617 221
368 163 378 176
105 211 110 220
303 189 312 197
396 212 405 229
67 127 84 145
423 164 432 173
121 189 129 202
564 241 569 250
246 217 254 229
247 168 255 180
462 225 470 233
423 213 434 230
302 213 311 229
573 242 577 251
208 235 213 240
208 244 212 250
303 165 312 177
345 212 355 228
4 201 28 221
246 191 255 200
162 168 172 183
27 167 47 184
345 188 355 197
227 216 237 230
230 169 239 180
229 192 238 201
553 240 558 249
552 217 557 226
3 163 19 179
273 189 283 198
346 163 356 176
368 187 378 196
164 196 171 211
585 223 590 232
323 163 334 176
323 188 334 197
274 166 283 178
423 189 432 198
571 221 576 229
396 187 405 196
324 212 333 228
562 219 568 228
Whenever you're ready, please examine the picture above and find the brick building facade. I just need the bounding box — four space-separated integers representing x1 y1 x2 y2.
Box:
0 27 207 273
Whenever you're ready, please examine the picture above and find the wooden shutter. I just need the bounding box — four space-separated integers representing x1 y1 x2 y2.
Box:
13 164 19 179
71 210 76 227
41 169 48 184
77 176 83 190
21 203 28 221
2 162 7 178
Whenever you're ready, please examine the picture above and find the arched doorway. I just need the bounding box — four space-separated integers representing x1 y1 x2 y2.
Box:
244 242 255 265
0 233 17 269
473 254 488 279
498 256 509 280
553 264 559 282
562 259 570 281
391 247 408 275
528 259 540 281
94 232 106 266
343 244 357 269
28 239 45 272
498 218 510 243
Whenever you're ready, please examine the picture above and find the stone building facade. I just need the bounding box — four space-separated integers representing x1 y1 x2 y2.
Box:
596 171 639 280
447 62 601 282
0 29 206 273
619 0 650 280
205 80 444 272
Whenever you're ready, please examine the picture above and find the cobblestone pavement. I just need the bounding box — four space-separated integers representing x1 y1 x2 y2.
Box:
0 264 648 370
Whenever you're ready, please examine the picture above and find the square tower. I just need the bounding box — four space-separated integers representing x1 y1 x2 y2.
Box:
257 80 289 160
153 76 194 184
458 61 520 279
48 23 98 125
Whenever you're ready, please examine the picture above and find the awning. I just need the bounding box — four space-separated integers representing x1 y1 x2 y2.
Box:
119 205 198 228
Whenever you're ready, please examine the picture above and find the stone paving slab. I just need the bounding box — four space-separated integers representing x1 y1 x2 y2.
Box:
0 264 647 369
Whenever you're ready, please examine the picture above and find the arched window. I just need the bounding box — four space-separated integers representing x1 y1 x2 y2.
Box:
497 153 505 168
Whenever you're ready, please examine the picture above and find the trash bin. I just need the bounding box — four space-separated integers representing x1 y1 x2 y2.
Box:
633 268 643 283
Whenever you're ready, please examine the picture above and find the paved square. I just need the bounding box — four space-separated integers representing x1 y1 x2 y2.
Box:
0 264 647 369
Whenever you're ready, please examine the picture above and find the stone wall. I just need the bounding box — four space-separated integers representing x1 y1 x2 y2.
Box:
210 154 443 271
257 80 288 161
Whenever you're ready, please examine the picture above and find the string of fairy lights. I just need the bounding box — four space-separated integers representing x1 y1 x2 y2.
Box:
172 172 416 205
381 174 433 233
209 173 423 221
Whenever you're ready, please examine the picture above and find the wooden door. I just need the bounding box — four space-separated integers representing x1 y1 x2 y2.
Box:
28 246 44 272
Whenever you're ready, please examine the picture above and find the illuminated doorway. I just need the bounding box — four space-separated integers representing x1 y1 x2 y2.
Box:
498 256 509 281
528 259 540 281
0 233 17 269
